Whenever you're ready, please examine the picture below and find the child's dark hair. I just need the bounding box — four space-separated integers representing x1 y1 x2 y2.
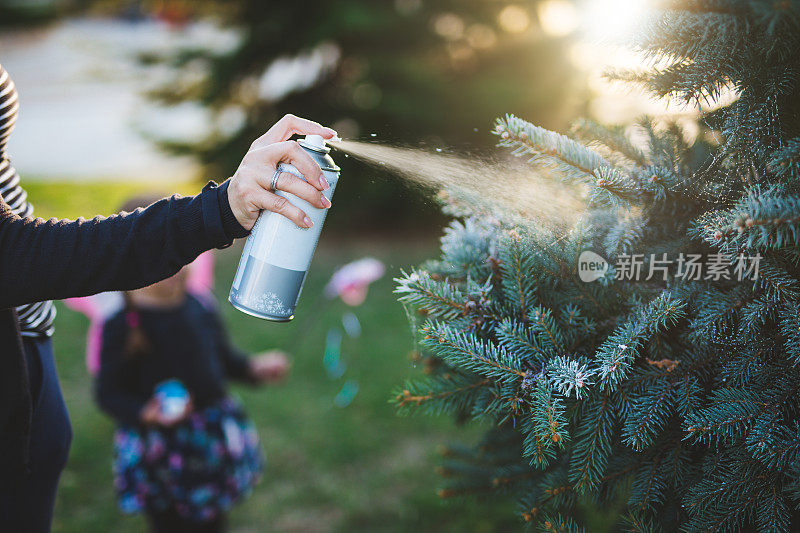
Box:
122 292 151 358
119 193 167 359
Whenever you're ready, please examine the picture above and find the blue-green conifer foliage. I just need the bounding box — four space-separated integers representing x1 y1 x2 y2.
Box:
394 2 800 531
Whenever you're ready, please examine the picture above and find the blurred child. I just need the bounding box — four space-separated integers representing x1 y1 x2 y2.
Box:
95 196 289 533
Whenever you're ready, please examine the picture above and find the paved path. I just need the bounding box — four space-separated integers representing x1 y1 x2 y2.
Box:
0 17 238 181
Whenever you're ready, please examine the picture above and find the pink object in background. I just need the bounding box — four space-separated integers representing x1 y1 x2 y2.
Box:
324 258 385 306
185 249 215 301
65 251 216 375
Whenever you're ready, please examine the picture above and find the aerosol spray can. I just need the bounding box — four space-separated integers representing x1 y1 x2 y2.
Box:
229 134 340 321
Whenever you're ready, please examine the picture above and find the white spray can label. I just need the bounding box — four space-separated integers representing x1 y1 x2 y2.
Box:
229 135 340 321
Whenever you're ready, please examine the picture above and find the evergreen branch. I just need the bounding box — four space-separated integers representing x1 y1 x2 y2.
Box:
569 393 614 493
623 380 676 452
529 306 565 352
491 469 537 488
691 186 800 251
604 214 647 257
740 298 782 341
509 230 609 314
597 293 687 392
629 451 667 512
675 376 702 416
683 457 768 531
495 114 614 183
537 513 586 533
719 344 771 387
571 118 650 168
420 321 525 384
620 512 663 533
746 419 800 470
779 303 800 366
688 285 751 341
393 377 491 415
438 219 498 279
495 318 551 363
601 461 642 484
755 486 791 533
590 167 643 209
499 232 538 316
753 259 800 301
519 470 577 524
769 137 800 181
511 237 531 315
638 165 689 203
707 490 761 532
545 356 595 400
559 304 598 350
395 270 467 320
525 383 569 467
683 388 766 445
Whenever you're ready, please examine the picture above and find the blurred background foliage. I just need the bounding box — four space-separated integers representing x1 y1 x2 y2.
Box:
2 0 587 232
136 0 586 231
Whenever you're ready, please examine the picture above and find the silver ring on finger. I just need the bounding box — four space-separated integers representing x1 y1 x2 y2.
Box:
270 168 282 192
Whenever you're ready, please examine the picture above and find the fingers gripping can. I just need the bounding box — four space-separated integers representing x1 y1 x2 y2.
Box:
229 135 340 321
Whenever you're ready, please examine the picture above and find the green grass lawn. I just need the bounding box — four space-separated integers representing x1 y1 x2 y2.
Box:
28 182 520 532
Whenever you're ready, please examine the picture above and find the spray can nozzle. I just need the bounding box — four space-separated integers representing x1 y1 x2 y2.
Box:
299 134 333 154
304 134 326 148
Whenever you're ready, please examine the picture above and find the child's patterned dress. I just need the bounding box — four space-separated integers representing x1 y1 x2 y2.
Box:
113 398 263 522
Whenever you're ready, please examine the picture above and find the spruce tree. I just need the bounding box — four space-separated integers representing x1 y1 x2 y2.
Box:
394 2 800 531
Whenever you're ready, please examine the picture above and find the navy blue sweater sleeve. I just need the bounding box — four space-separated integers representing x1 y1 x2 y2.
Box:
0 180 248 308
95 315 145 426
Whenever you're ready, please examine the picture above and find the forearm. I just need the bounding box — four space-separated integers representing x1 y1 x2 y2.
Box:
225 348 258 383
0 181 247 308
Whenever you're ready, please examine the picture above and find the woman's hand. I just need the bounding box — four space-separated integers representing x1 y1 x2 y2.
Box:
227 114 337 231
249 350 291 384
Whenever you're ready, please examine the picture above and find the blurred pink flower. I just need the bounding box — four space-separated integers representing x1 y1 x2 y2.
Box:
324 258 385 306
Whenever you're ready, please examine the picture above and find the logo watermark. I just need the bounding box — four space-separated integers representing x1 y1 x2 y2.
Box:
578 250 610 282
578 251 761 283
